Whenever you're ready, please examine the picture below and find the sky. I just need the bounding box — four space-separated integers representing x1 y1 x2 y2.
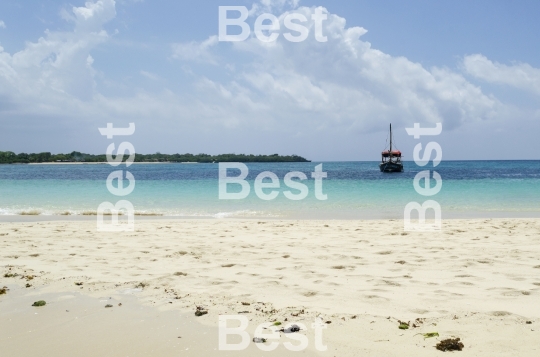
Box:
0 0 539 161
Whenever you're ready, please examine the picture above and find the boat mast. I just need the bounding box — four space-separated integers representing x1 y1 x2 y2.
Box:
389 123 392 152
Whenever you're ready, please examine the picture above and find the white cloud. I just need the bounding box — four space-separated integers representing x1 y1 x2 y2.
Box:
72 0 116 31
140 70 159 80
463 54 540 95
0 0 115 107
0 1 508 133
216 6 500 131
260 0 300 8
0 0 537 158
250 0 300 15
0 20 6 29
171 35 219 64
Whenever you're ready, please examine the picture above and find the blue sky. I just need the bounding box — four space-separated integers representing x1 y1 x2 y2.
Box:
0 0 539 160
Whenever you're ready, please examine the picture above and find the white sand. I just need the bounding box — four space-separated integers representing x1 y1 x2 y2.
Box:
1 218 539 356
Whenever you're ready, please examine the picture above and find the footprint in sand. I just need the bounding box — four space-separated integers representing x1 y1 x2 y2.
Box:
491 311 512 316
331 265 355 271
447 281 474 286
363 294 389 302
499 289 526 296
379 280 401 287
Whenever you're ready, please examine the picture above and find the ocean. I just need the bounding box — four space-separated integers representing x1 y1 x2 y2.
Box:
0 161 538 219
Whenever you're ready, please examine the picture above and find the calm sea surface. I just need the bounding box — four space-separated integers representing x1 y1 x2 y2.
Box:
0 161 539 219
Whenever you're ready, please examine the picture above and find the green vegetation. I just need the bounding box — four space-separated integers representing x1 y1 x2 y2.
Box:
0 151 310 164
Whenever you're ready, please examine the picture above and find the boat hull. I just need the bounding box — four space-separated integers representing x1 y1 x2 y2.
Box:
379 162 403 172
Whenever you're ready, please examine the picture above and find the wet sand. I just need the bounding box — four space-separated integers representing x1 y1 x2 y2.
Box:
0 285 327 356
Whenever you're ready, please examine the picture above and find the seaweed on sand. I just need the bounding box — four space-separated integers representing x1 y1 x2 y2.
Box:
195 306 208 316
436 338 464 351
398 320 410 329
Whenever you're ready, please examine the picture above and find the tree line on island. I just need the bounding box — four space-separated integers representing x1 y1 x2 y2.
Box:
0 151 310 164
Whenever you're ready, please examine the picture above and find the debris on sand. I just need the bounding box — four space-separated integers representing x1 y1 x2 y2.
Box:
253 337 267 343
415 332 439 339
75 282 83 286
105 304 113 308
0 287 8 295
398 320 410 330
195 306 208 316
241 302 250 306
32 300 46 307
279 324 301 333
436 338 464 351
289 324 301 332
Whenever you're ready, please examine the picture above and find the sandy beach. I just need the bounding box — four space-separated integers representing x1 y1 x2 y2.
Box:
2 0 538 356
1 218 539 356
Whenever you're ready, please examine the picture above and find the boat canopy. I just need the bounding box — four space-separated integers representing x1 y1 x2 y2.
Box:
381 150 401 157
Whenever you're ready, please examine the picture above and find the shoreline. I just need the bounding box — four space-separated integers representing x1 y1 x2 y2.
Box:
0 211 539 223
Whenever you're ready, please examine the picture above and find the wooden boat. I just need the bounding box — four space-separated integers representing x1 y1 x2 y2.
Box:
379 124 403 172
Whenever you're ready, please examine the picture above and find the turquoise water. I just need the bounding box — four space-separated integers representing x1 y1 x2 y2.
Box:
0 161 538 219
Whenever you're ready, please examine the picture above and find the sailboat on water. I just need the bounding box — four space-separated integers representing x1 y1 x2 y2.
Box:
379 124 403 173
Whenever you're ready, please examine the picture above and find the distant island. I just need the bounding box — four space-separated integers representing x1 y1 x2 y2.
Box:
0 151 310 164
